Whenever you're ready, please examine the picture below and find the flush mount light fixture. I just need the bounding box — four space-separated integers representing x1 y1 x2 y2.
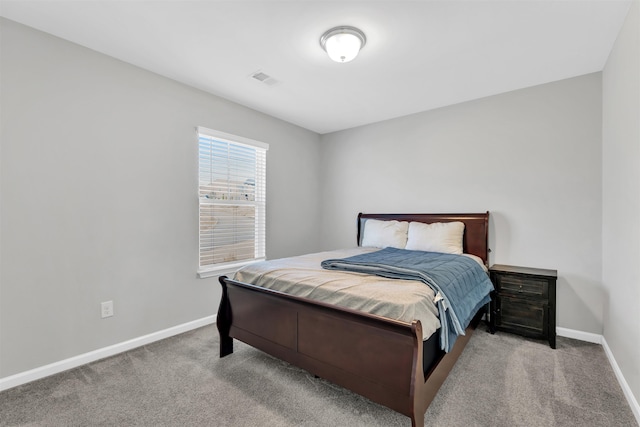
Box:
320 26 366 63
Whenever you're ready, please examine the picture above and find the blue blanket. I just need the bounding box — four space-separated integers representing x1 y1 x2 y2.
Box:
321 247 493 352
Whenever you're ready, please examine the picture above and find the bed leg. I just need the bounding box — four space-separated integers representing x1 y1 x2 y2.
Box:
219 335 233 357
411 411 425 427
217 276 234 357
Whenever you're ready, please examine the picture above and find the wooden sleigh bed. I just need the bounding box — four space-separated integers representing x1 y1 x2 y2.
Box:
217 212 490 427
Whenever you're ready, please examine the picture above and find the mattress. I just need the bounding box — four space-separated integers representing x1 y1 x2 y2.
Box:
233 247 442 340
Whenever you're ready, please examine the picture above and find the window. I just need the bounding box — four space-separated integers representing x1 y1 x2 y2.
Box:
197 126 268 277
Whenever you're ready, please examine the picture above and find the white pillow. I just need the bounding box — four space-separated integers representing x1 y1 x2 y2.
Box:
405 221 465 254
361 219 409 249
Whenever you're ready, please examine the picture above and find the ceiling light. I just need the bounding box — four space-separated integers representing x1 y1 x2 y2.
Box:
320 26 366 63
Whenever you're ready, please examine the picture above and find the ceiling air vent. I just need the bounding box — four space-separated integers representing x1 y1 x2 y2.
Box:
250 70 279 87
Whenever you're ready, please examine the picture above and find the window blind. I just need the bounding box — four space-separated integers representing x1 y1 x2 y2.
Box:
197 127 268 273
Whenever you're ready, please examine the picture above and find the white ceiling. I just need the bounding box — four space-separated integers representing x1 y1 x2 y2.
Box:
0 0 632 134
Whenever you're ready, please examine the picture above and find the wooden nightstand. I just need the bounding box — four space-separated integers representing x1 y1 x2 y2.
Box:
489 264 557 348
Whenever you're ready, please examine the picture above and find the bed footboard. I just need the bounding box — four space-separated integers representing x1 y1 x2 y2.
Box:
217 275 484 426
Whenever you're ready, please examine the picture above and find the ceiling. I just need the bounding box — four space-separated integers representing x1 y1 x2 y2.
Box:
0 1 632 134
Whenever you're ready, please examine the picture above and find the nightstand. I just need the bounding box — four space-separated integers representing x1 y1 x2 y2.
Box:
489 264 557 349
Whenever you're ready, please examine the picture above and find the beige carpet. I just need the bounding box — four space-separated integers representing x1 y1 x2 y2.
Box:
0 325 637 426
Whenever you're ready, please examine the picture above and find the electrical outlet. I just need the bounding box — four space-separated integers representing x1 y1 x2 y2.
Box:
101 301 114 318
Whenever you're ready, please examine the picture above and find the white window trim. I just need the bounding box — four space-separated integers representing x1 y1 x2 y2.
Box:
196 126 269 278
197 126 269 151
197 258 266 279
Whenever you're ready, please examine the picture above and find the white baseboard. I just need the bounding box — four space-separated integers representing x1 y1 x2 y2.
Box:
0 315 216 392
602 337 640 425
557 327 639 425
556 327 603 344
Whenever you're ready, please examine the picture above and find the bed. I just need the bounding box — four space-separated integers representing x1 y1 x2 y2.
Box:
217 212 491 427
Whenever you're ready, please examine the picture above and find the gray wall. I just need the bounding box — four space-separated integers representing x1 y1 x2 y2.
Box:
603 0 640 408
0 18 321 377
320 74 603 335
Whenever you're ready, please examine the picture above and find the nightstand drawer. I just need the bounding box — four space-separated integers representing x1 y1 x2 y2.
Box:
495 274 548 298
496 296 546 335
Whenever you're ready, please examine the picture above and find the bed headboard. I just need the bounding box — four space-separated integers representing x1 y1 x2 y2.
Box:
357 212 490 265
